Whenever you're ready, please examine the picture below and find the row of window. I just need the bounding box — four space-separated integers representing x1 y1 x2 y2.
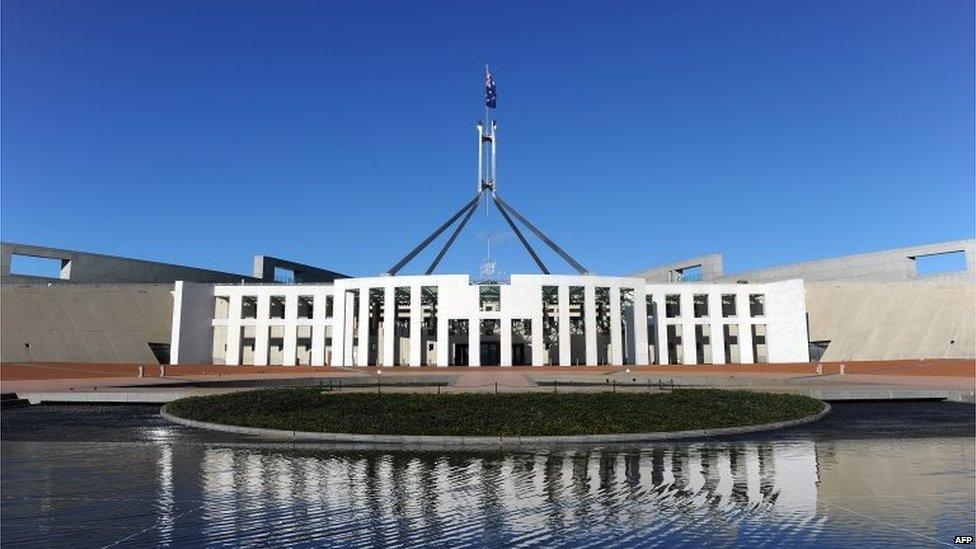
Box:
662 293 765 319
216 291 766 321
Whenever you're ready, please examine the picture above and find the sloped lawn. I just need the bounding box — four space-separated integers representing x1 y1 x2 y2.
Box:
165 389 825 437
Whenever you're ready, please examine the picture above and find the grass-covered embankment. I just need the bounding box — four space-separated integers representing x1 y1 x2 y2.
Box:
165 389 826 437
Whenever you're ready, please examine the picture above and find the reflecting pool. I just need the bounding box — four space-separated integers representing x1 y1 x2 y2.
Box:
1 402 973 547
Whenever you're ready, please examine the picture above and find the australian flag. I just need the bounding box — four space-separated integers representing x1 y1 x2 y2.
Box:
485 66 497 108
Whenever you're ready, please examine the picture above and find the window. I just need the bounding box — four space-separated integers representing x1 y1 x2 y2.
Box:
273 267 295 283
270 296 286 319
693 294 708 318
214 296 230 319
749 294 765 317
241 296 258 319
914 251 967 276
297 296 313 319
325 295 334 318
480 285 500 311
9 254 66 279
665 294 680 318
752 324 768 363
721 294 736 317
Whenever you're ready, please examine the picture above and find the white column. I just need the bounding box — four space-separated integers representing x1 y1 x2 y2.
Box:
656 297 669 365
254 294 270 366
383 286 395 367
283 294 298 366
709 293 725 365
436 313 449 367
531 308 545 366
681 292 696 365
740 322 755 364
500 317 512 366
341 291 356 366
225 294 242 366
584 286 597 366
609 286 623 365
468 318 480 367
634 288 649 365
557 285 571 366
311 291 327 366
357 288 370 366
409 286 422 367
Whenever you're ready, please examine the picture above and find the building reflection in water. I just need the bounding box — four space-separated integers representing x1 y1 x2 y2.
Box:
192 441 824 545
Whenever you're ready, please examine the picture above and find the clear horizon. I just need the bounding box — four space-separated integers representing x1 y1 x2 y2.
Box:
3 1 973 278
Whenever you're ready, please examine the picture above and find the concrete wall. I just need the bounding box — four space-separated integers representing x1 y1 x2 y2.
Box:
715 239 975 284
806 280 975 360
1 242 253 284
0 283 174 363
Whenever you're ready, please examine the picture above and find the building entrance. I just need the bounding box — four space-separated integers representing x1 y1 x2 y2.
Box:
481 341 500 366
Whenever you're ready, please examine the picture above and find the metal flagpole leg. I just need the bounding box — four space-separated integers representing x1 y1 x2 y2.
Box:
494 194 590 275
385 193 483 275
491 193 549 274
426 192 483 274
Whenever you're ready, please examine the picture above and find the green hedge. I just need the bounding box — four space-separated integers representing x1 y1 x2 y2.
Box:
165 389 825 437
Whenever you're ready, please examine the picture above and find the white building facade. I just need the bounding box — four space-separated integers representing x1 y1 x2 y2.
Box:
171 274 810 366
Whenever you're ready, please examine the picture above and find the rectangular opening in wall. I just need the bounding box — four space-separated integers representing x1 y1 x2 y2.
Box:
511 319 532 365
395 287 410 365
809 340 830 362
695 324 711 364
212 326 227 364
325 325 334 366
147 342 170 364
693 294 708 318
10 254 66 279
542 286 559 366
267 326 285 365
665 294 680 318
620 288 636 365
273 267 295 283
678 264 702 282
242 296 258 319
421 286 438 366
325 295 334 318
270 296 286 319
479 285 500 311
240 326 256 365
721 294 737 317
723 324 740 364
666 324 683 364
752 324 768 363
749 294 765 317
367 288 384 366
595 287 611 365
214 296 230 320
480 319 500 366
296 325 312 365
914 251 967 276
448 319 469 366
297 296 314 319
569 286 585 365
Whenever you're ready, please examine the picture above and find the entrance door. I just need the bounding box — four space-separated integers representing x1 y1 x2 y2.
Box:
512 343 526 366
481 342 500 366
452 344 469 366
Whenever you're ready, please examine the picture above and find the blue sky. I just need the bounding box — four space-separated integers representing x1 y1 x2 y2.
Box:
3 0 973 278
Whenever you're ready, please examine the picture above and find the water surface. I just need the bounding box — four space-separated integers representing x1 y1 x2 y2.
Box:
2 402 973 547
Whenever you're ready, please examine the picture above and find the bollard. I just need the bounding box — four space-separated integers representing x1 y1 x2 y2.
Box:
160 365 166 378
839 363 846 376
437 385 441 395
494 382 498 395
138 365 144 378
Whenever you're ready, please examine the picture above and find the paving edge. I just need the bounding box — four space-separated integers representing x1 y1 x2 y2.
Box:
160 401 831 447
